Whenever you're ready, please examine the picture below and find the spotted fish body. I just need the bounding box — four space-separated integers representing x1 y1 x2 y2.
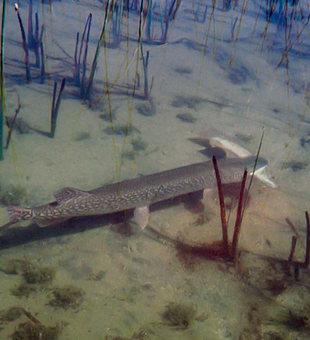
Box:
7 156 268 226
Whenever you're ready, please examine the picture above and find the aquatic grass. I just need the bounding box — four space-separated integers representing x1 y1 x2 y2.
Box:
84 1 111 103
161 0 181 43
141 48 150 100
194 2 208 24
111 0 124 47
0 0 7 160
231 169 247 261
305 211 310 268
33 12 44 69
73 13 92 97
145 0 153 42
176 113 196 123
40 39 45 83
32 78 66 138
4 95 21 149
15 4 31 83
27 0 34 49
50 78 66 138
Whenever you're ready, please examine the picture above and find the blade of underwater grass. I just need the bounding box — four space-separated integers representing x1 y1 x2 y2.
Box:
84 1 111 103
5 94 21 149
231 169 247 262
0 0 7 161
305 211 310 267
80 13 92 98
50 78 66 138
15 4 31 83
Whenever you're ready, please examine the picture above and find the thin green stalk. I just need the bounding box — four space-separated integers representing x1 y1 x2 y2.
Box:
0 0 7 161
84 0 111 103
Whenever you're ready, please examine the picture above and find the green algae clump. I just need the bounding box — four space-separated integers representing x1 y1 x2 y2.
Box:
161 302 196 329
0 185 27 206
10 321 62 340
48 285 85 310
0 306 24 322
22 265 56 284
10 284 36 298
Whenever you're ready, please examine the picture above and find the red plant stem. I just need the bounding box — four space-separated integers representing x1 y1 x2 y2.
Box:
305 211 310 267
288 236 297 264
285 217 300 238
212 156 229 257
231 170 247 261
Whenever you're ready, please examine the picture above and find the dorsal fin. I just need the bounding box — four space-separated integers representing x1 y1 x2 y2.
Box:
53 187 90 203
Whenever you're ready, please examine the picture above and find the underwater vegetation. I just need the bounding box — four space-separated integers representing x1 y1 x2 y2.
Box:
176 113 196 123
161 302 196 329
0 259 56 298
48 285 85 310
87 270 106 281
22 265 55 285
99 110 117 122
74 131 91 141
300 132 310 147
0 185 27 206
173 66 192 75
0 306 24 323
103 124 133 136
123 150 136 160
131 137 147 151
104 328 149 340
10 321 63 340
10 284 36 298
171 95 206 111
282 160 308 172
6 117 31 135
136 102 156 117
0 258 31 275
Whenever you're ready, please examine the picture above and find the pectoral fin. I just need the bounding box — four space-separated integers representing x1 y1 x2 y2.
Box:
133 206 150 229
35 217 70 228
252 166 277 188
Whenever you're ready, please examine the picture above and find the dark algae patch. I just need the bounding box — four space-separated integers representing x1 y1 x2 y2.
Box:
136 102 156 117
10 321 63 340
173 67 192 75
3 260 56 298
0 258 31 275
74 132 91 141
171 95 206 111
0 185 27 206
0 307 24 322
23 265 55 284
104 124 138 136
176 113 196 123
282 161 308 172
10 284 36 298
132 137 147 151
161 302 196 329
48 285 85 310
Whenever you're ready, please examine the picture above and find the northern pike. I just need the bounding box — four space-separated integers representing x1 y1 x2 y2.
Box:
5 155 273 229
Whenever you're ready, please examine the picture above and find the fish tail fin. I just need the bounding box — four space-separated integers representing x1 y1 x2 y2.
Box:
7 206 33 223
